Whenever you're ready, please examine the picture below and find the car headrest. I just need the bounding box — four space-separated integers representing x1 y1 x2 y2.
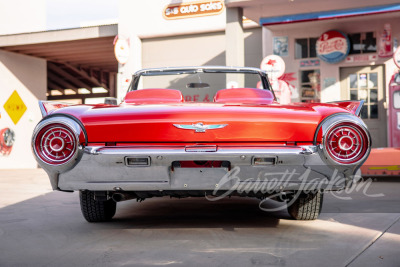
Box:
124 89 184 104
214 88 275 104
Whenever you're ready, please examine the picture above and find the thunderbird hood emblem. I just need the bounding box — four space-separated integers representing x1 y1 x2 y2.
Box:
173 122 228 133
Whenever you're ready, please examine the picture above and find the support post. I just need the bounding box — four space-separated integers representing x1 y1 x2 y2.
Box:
225 7 244 87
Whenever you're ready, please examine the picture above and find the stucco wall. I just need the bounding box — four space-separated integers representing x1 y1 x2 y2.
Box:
0 50 46 168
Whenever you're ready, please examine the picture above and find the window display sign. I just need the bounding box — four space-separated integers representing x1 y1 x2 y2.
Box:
378 23 392 58
300 59 320 67
393 46 400 69
359 73 368 88
345 54 378 63
163 1 224 20
316 30 350 63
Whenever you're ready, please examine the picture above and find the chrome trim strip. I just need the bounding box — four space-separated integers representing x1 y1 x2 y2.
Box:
38 101 47 118
85 145 312 157
355 100 365 117
134 66 267 76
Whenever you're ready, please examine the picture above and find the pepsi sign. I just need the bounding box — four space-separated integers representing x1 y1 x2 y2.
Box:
316 30 350 63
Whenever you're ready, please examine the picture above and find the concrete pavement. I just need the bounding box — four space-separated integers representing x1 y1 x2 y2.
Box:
0 169 399 267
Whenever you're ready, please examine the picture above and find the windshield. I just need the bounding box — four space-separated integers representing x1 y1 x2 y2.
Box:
133 70 266 103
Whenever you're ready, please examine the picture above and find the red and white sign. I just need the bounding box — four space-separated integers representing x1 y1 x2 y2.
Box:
114 38 130 64
393 46 400 69
260 55 292 104
260 55 285 80
379 23 392 58
316 30 350 63
346 54 378 63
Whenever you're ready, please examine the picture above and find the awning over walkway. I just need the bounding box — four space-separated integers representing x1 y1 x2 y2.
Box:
0 24 118 101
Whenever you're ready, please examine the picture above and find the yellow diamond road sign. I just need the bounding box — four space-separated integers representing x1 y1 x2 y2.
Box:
4 90 27 125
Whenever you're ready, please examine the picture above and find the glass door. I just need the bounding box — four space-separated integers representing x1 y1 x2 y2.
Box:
340 65 387 148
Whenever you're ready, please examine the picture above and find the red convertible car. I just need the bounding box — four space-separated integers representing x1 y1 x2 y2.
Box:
32 66 371 222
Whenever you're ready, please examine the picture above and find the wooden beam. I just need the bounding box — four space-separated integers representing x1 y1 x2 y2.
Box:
47 92 110 101
48 71 79 93
47 81 65 94
48 62 94 91
63 63 109 89
45 58 117 72
73 62 117 71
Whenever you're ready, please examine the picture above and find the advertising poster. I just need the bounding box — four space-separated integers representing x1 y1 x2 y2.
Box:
378 23 392 58
273 36 288 57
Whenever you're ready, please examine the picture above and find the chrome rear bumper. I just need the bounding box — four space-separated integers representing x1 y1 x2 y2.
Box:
40 145 356 192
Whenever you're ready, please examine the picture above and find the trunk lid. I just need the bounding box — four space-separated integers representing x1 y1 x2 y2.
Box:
56 103 344 143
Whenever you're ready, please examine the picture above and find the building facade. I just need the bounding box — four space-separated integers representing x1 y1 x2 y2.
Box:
256 3 400 148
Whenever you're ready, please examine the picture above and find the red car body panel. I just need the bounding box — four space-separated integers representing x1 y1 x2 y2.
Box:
51 102 354 143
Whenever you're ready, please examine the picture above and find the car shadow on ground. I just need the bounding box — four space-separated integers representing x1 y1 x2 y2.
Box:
112 196 289 229
1 179 399 231
0 192 292 232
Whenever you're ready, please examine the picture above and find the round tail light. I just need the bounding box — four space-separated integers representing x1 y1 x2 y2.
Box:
34 124 77 165
32 117 84 168
324 123 369 164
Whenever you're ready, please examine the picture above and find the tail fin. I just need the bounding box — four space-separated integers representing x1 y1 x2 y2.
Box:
332 100 364 116
39 101 72 117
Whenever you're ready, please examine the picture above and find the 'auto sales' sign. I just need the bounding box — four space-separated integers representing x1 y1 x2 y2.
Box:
316 30 350 64
163 1 224 20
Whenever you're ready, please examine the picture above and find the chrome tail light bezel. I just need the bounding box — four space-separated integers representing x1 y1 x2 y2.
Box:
316 114 371 169
324 122 370 164
32 116 85 173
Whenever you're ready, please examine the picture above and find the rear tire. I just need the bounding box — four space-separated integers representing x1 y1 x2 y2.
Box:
79 190 116 222
287 191 323 220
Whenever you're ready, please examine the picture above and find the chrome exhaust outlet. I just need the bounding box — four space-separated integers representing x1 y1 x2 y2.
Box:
112 193 125 202
111 193 134 202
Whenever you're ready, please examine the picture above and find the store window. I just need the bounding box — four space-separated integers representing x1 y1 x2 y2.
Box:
348 32 376 54
349 72 378 119
300 69 320 102
394 91 400 109
295 38 318 59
